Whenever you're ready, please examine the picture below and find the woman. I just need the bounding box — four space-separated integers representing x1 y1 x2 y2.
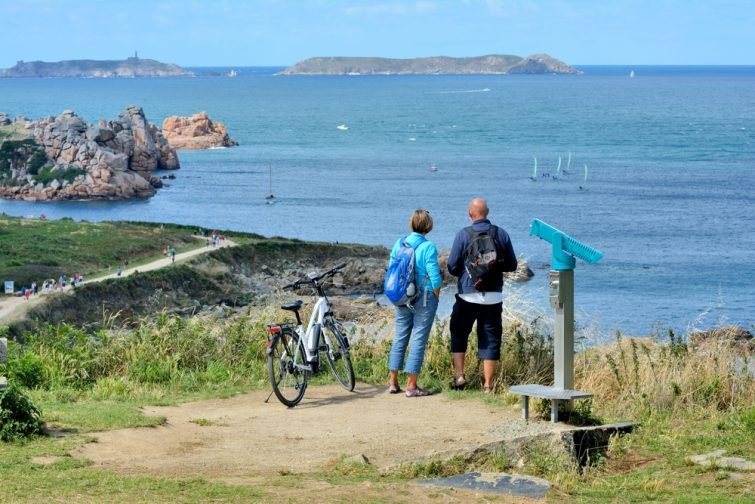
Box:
387 209 442 397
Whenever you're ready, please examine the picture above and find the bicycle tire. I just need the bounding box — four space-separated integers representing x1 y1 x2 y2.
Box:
268 328 308 407
322 319 355 391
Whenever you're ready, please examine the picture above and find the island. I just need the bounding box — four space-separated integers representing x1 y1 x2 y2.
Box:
278 53 580 75
0 106 179 201
1 56 193 78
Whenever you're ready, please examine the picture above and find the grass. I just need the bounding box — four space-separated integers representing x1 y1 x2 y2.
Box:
0 216 204 286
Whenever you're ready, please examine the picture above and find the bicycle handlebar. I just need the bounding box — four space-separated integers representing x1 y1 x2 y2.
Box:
281 262 347 290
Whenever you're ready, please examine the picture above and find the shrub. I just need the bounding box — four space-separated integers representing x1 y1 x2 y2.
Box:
7 351 46 389
0 383 44 441
27 150 49 175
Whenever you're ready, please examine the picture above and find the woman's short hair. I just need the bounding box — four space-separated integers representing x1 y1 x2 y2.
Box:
409 209 433 234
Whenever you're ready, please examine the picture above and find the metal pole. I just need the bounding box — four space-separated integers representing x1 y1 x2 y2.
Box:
550 270 575 419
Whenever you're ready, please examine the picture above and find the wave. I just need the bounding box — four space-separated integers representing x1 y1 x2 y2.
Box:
438 88 491 94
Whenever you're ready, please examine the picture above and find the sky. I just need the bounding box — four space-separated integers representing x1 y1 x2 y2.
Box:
1 0 754 68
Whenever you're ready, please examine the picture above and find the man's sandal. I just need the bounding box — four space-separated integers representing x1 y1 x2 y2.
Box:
388 383 402 394
449 375 467 390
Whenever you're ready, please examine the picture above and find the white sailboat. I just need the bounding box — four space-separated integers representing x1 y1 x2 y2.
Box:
555 156 562 178
565 151 572 174
265 165 275 204
579 163 588 190
629 70 635 78
531 156 538 180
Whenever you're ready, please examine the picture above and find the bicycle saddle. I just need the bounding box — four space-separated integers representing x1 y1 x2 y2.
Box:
281 300 303 312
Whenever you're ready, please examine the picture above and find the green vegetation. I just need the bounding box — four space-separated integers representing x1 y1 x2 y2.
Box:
0 216 204 286
0 138 42 178
0 383 44 441
1 304 751 501
32 164 84 185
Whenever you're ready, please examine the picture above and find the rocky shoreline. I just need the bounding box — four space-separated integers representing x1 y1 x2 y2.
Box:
0 108 238 201
0 106 178 201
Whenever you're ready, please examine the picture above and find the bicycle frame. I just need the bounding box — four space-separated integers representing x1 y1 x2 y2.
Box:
300 295 329 363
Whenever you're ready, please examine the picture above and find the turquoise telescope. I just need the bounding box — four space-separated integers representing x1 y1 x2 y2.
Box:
509 219 604 422
530 219 604 270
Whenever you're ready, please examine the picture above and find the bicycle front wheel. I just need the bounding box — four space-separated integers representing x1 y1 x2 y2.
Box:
268 328 308 407
322 319 355 391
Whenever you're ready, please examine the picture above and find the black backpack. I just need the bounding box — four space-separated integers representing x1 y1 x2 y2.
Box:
463 225 502 291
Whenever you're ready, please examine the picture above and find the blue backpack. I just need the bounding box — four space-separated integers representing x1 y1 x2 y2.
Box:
383 237 422 306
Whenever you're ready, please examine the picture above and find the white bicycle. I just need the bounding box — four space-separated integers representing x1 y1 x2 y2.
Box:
266 262 355 407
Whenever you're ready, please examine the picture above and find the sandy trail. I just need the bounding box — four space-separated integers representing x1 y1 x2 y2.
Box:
72 383 566 479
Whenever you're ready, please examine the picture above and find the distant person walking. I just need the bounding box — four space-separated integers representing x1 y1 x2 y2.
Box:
447 198 518 393
387 209 442 397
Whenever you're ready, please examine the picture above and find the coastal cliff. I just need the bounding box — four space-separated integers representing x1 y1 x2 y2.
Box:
278 53 579 75
0 106 178 201
1 57 193 78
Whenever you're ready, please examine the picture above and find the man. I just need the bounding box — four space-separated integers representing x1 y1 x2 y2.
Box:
447 198 518 393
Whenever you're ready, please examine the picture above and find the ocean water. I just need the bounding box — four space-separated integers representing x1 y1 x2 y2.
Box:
1 66 753 338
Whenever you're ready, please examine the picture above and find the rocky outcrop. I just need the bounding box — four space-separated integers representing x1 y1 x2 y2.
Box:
689 326 753 355
279 54 579 75
2 57 193 78
506 54 580 74
0 106 179 201
161 112 238 150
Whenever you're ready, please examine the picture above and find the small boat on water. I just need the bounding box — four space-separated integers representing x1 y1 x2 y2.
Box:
428 163 438 172
531 156 538 181
336 124 349 130
265 164 275 203
228 69 238 77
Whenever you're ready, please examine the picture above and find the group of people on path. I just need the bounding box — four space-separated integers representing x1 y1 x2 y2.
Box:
387 197 518 398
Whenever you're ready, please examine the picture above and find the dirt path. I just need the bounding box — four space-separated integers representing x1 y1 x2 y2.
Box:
0 236 236 323
71 383 566 501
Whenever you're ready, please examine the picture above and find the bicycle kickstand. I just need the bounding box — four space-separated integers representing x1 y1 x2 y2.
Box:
263 389 275 403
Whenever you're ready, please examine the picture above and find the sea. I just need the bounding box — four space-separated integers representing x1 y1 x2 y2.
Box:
1 65 753 341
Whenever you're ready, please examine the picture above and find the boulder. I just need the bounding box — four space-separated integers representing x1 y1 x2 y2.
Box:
1 106 178 201
162 112 239 150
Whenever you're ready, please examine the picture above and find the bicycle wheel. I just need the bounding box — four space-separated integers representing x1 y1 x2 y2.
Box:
322 319 355 391
268 328 308 407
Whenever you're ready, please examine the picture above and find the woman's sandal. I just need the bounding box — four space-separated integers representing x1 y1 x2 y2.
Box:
483 386 494 395
388 383 402 394
449 374 467 390
405 387 432 397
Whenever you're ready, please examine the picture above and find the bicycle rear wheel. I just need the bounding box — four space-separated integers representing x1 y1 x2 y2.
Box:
322 319 355 391
268 328 308 407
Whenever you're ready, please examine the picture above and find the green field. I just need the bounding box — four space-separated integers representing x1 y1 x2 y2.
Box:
0 215 255 287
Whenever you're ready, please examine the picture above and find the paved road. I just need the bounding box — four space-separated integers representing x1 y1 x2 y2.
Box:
0 236 237 323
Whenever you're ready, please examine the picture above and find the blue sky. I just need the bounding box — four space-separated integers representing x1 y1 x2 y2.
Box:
2 0 754 68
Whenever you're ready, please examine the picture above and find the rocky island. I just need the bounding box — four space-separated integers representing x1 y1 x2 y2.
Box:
278 53 579 75
162 112 238 150
0 106 179 201
1 56 193 78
